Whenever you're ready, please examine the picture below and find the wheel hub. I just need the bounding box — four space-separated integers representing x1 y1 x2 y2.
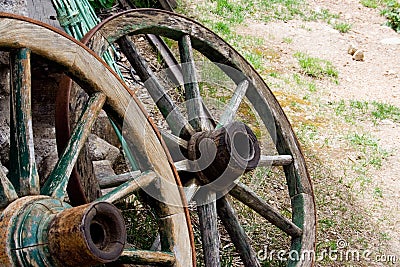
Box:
0 196 126 267
187 121 260 191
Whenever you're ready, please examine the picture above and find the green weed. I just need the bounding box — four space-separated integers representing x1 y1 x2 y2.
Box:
361 0 380 8
382 1 400 32
333 22 352 33
282 37 293 43
294 52 338 78
371 101 400 122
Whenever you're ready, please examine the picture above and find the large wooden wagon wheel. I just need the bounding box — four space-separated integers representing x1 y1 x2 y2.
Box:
0 13 195 266
61 9 316 267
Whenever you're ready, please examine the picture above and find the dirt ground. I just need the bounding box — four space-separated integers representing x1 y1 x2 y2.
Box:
235 0 400 262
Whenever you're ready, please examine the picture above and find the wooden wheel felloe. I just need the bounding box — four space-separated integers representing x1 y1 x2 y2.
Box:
74 9 316 267
0 12 194 266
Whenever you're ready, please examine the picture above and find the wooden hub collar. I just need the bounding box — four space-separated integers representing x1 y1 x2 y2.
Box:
187 121 260 191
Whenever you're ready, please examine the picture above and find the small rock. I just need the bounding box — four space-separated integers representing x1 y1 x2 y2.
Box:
347 44 357 55
92 110 119 147
35 138 59 181
352 50 364 61
93 160 116 180
88 134 120 164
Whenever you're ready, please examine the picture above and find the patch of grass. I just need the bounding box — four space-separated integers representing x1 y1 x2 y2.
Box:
334 99 400 124
347 132 388 169
333 22 352 33
382 1 400 32
282 37 293 43
348 132 378 148
361 0 380 8
214 0 250 25
371 101 400 122
294 52 338 79
361 0 394 8
260 0 306 21
214 21 231 35
374 187 384 198
308 82 317 92
308 8 340 22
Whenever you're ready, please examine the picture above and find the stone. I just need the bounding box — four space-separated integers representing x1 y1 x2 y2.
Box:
92 110 120 148
352 50 364 61
35 138 59 182
347 44 357 55
93 160 116 181
0 0 28 16
88 134 120 164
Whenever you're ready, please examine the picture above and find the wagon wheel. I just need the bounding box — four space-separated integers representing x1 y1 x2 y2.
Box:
0 13 194 266
68 9 316 267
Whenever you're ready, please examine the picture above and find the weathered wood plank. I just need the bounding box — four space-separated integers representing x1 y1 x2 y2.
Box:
41 92 106 199
217 196 260 267
97 171 156 203
179 34 212 132
9 48 40 196
27 0 61 29
230 182 302 237
197 192 221 267
117 249 175 265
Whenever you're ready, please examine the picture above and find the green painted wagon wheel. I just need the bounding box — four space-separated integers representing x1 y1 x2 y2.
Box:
0 13 194 267
75 9 316 267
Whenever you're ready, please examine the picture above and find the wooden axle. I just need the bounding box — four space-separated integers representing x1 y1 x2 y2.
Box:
48 201 126 266
0 196 126 267
187 121 260 191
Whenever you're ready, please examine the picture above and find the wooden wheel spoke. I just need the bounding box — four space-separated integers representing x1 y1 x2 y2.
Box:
259 155 293 167
161 130 188 150
0 162 18 209
217 196 260 267
197 192 221 267
179 34 213 131
216 80 249 129
9 48 40 196
173 159 191 172
230 183 302 237
41 92 106 199
117 36 194 138
98 170 141 189
97 171 157 203
117 248 175 265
